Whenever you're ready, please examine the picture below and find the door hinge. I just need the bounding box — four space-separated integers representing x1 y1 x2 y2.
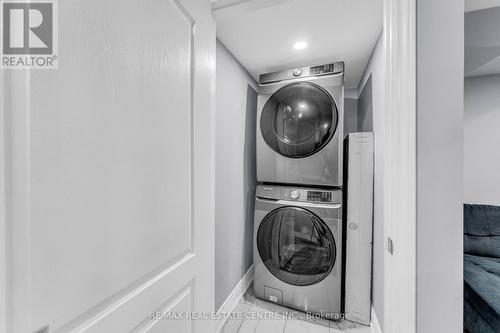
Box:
387 237 394 255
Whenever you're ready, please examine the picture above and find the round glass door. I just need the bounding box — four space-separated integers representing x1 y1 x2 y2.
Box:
257 207 336 286
260 82 338 158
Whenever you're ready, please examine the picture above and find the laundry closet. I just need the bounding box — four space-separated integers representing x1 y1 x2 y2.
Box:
214 0 385 331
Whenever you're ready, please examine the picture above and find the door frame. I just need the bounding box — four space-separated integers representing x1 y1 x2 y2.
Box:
0 65 7 333
383 0 416 333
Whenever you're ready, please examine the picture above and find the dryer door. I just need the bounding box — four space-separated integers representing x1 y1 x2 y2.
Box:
260 82 338 158
257 206 336 286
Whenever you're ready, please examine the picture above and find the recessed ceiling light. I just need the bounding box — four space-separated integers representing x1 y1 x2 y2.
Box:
293 41 308 50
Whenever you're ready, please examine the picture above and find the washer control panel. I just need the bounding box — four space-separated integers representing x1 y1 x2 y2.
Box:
307 191 332 202
256 186 341 204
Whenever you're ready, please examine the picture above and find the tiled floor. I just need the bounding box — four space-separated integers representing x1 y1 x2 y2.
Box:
221 286 374 333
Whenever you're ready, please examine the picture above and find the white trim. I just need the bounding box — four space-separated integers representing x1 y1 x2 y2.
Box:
383 1 416 333
0 57 7 333
371 306 382 333
216 265 254 333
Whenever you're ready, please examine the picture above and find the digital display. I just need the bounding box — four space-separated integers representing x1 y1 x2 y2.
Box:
307 191 332 202
310 63 335 75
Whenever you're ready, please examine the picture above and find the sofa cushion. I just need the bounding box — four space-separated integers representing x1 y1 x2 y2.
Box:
465 299 497 333
464 204 500 258
464 254 500 332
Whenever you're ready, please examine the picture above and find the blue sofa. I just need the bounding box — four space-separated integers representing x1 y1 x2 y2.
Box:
464 204 500 333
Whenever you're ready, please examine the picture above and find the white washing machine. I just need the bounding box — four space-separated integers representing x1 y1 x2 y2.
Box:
257 62 344 187
253 184 343 317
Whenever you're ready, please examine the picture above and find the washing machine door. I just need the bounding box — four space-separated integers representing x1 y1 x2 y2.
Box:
260 81 338 158
257 206 336 286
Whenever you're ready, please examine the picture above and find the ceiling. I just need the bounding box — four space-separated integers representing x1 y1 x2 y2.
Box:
213 0 383 89
465 0 500 12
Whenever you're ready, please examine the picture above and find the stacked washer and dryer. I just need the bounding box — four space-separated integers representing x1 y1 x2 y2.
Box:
253 62 346 317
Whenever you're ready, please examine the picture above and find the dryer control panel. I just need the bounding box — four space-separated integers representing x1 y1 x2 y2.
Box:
259 61 344 84
310 63 336 75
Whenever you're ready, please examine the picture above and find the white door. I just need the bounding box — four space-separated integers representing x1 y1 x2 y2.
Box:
0 0 215 332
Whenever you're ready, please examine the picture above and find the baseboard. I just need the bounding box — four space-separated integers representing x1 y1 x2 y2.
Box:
216 265 254 332
371 306 382 333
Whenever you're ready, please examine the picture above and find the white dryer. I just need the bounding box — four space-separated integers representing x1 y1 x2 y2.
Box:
257 62 344 187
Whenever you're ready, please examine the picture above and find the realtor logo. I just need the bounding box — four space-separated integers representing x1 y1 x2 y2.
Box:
1 0 58 69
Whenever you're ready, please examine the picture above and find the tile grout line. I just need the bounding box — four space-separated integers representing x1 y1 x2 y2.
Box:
233 304 248 333
235 302 255 333
281 311 289 333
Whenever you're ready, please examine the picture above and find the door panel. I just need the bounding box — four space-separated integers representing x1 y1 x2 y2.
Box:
3 0 215 332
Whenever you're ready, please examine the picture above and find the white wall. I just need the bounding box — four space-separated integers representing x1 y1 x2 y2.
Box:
464 74 500 205
358 76 374 132
215 40 258 310
416 0 464 332
344 97 359 136
358 32 385 330
465 7 500 77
